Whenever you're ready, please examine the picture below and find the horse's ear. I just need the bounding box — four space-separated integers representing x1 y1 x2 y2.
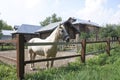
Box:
67 17 76 23
58 23 62 28
59 23 62 26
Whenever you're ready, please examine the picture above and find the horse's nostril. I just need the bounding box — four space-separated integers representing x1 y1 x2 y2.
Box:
66 38 70 42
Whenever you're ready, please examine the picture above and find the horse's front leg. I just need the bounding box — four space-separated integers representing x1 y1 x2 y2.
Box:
51 60 54 68
45 56 50 69
30 53 36 70
46 60 49 69
51 55 56 68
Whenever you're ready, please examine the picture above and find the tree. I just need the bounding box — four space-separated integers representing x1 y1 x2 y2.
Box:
99 24 118 38
80 32 90 39
0 20 13 38
115 24 120 37
40 13 62 26
0 20 13 30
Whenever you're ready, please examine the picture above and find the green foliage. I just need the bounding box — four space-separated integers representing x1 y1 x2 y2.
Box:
115 24 120 37
0 20 13 30
0 20 13 38
0 32 2 39
25 46 120 80
86 43 106 54
0 62 17 80
0 44 15 51
99 24 118 38
0 46 120 80
40 13 62 26
80 32 90 39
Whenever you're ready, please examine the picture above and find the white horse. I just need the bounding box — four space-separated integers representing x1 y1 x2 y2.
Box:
28 23 70 70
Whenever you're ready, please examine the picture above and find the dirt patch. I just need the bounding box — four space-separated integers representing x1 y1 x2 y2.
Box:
0 49 79 73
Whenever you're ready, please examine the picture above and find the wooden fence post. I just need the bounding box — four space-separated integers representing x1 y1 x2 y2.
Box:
16 34 25 80
118 38 120 44
81 39 86 63
106 38 110 56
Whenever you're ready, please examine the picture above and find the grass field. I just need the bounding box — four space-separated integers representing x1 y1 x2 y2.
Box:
0 46 120 80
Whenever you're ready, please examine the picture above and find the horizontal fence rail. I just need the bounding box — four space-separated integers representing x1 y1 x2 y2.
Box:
0 39 16 43
25 42 82 46
24 54 81 65
86 40 107 44
86 49 106 55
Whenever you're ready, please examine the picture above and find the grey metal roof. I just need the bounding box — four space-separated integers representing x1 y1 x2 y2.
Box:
1 30 13 36
36 21 62 32
13 24 41 34
72 18 100 27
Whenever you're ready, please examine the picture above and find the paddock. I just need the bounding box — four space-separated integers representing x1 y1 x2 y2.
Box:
0 34 120 80
0 49 78 73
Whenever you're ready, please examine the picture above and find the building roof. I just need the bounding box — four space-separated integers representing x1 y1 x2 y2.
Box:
72 18 100 27
36 21 62 32
1 30 13 36
13 24 41 34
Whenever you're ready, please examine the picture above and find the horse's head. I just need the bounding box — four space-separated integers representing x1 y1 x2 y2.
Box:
58 24 70 42
57 18 76 42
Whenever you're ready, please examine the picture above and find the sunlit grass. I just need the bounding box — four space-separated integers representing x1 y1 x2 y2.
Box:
0 46 120 80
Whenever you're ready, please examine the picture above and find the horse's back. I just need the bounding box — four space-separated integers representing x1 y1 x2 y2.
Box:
28 38 44 43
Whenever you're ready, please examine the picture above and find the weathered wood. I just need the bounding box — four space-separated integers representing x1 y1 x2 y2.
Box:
0 39 16 43
76 33 80 52
24 54 81 65
26 42 82 46
87 40 106 44
106 38 110 56
16 34 25 80
119 38 120 44
81 39 86 63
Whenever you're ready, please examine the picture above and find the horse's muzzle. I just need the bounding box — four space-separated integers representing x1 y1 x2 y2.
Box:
63 35 70 42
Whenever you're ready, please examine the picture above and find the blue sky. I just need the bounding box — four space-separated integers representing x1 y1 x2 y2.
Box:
0 0 120 26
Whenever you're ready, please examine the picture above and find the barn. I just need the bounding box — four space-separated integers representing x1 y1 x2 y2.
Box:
36 17 100 41
36 21 79 39
72 18 100 40
0 30 13 40
12 24 42 42
12 17 100 46
35 17 100 51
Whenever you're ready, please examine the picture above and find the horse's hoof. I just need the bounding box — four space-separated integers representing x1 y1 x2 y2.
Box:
30 68 36 71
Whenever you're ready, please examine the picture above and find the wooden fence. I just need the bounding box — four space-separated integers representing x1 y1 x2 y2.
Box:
0 34 120 80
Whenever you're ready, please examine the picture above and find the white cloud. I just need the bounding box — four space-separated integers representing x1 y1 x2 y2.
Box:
118 4 120 8
109 11 120 24
24 0 42 9
75 0 120 25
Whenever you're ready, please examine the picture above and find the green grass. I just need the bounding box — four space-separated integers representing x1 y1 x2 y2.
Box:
0 44 15 51
25 46 120 80
0 62 17 80
0 46 120 80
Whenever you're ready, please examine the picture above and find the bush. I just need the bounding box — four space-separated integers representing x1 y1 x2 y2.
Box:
86 43 106 54
0 62 17 80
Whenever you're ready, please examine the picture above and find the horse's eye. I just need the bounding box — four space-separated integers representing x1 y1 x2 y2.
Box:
61 30 64 32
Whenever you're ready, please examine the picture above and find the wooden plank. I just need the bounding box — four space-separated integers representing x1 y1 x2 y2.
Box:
81 39 86 63
86 40 106 44
16 34 25 80
25 42 82 46
0 39 16 43
24 54 81 65
106 38 110 56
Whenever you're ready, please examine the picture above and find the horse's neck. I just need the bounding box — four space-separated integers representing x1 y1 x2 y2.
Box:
46 27 59 42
